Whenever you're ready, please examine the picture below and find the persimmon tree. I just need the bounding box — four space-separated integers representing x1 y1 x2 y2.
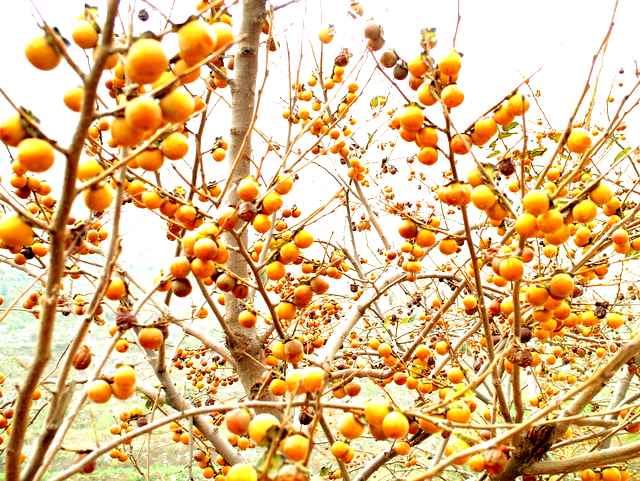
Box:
2 1 640 481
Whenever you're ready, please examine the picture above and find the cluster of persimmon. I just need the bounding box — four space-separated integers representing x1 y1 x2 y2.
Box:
86 364 136 404
0 2 236 251
1 0 640 478
580 467 632 481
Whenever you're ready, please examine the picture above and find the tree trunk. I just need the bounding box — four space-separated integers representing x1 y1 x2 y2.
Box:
223 0 268 397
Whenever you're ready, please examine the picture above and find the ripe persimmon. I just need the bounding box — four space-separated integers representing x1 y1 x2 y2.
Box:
237 177 260 201
72 20 98 49
0 215 33 248
87 380 112 403
318 26 335 44
178 19 216 66
382 411 409 439
77 158 104 181
590 181 613 205
125 38 168 85
160 132 189 160
470 185 497 210
572 199 597 223
441 84 464 108
25 36 61 71
138 327 164 350
567 128 592 154
418 83 437 106
261 191 283 214
506 93 529 116
248 413 279 444
113 365 136 389
522 189 550 215
398 105 424 132
125 96 162 131
447 403 471 423
106 278 126 300
227 464 257 481
160 88 195 123
238 310 257 328
338 412 365 439
63 87 84 112
548 273 574 299
417 146 438 165
0 114 26 146
281 434 309 462
438 49 462 76
17 138 54 173
211 22 234 49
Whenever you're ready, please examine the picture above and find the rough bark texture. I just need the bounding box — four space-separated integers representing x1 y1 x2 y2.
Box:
223 0 268 397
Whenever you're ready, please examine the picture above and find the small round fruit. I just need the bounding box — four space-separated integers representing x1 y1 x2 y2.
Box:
248 413 279 445
382 411 409 439
237 177 260 201
499 258 524 282
446 403 471 423
318 26 335 44
63 87 84 112
25 36 61 70
160 88 195 123
300 366 325 393
125 96 162 131
138 327 164 350
470 185 496 210
450 134 472 154
281 434 309 462
110 117 144 147
364 400 390 427
72 20 99 49
178 20 217 66
0 215 33 248
441 84 464 108
135 149 164 171
572 199 597 223
17 138 55 172
161 132 189 160
338 412 365 439
438 49 461 76
590 182 613 205
226 408 252 435
84 183 114 211
113 365 136 388
294 230 314 248
227 464 257 481
548 273 574 299
417 147 438 165
522 190 549 215
212 22 234 49
0 114 26 146
77 158 104 181
87 380 112 403
507 93 529 116
111 381 132 400
106 278 126 300
125 38 168 85
567 128 592 154
398 105 424 132
601 468 621 481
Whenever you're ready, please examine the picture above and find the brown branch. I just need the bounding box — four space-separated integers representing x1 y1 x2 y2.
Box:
3 2 120 479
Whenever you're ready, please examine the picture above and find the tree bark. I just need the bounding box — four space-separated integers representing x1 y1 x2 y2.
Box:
223 0 268 397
